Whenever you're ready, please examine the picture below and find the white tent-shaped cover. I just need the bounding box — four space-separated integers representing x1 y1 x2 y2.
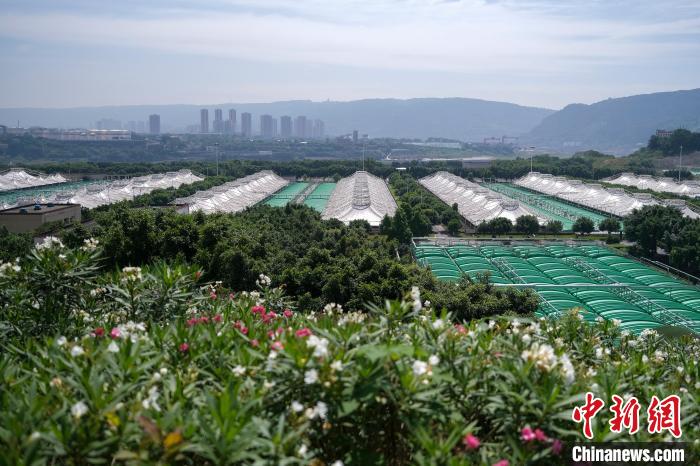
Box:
605 173 700 197
174 170 287 214
52 170 203 209
321 171 397 226
0 168 68 192
515 172 659 217
419 171 546 226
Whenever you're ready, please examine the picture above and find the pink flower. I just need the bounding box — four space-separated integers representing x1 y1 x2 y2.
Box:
109 327 121 339
493 461 509 466
229 292 235 300
271 341 284 351
295 328 312 338
521 426 536 442
268 311 278 319
240 326 248 335
179 342 190 353
534 428 548 442
551 439 563 455
186 318 198 327
454 324 467 334
276 327 284 335
233 321 242 329
250 339 259 347
210 291 217 300
463 433 481 450
93 327 105 338
283 309 293 318
213 314 222 323
199 316 210 324
261 313 274 324
267 330 275 339
251 305 265 315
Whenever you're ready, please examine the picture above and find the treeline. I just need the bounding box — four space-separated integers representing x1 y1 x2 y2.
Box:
648 129 700 156
625 205 700 276
49 204 538 320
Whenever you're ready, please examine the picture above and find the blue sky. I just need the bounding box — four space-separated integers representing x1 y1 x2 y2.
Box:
1 0 699 109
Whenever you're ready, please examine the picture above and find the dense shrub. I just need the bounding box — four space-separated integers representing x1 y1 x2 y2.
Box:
1 248 697 464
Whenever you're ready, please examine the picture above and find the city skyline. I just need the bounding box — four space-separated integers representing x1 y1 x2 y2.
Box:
1 1 699 109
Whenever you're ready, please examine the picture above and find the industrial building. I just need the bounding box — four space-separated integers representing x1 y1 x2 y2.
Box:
0 203 81 233
414 240 700 335
605 173 700 197
419 172 546 226
0 169 68 192
321 171 397 227
174 171 287 214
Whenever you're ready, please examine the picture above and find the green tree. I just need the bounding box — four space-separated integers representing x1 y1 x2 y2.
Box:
544 220 563 235
515 215 540 235
624 205 685 257
490 217 513 236
572 217 595 236
599 217 622 241
447 218 462 236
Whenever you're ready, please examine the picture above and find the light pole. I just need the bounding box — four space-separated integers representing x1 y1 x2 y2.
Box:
215 142 220 177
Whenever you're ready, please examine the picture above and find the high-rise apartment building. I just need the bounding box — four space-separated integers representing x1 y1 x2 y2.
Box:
200 109 209 133
241 112 252 138
305 119 313 139
213 109 224 133
313 119 324 139
226 109 237 134
294 116 307 138
148 114 161 135
280 116 292 138
352 130 359 143
260 115 275 139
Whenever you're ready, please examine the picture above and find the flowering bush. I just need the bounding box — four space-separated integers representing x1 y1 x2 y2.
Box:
0 246 698 464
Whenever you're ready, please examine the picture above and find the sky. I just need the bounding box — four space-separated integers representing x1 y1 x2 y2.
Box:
0 0 699 109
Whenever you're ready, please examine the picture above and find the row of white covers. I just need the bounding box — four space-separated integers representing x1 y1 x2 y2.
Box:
515 172 657 217
420 171 546 225
0 169 68 192
321 171 397 226
605 173 700 197
174 170 287 214
50 170 203 209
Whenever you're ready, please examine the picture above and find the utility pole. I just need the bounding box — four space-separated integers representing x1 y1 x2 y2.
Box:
678 145 683 182
215 142 220 176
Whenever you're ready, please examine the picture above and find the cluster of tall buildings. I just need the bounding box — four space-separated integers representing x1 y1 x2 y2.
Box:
198 108 325 139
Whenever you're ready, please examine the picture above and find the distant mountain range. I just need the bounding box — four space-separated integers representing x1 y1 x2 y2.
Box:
0 98 552 143
1 89 699 156
522 88 700 155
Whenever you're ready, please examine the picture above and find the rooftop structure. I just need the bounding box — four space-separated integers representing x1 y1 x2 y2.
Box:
419 171 546 226
0 203 81 233
53 170 203 209
322 171 397 227
414 240 700 334
174 171 287 214
604 173 700 197
515 172 658 217
0 168 68 192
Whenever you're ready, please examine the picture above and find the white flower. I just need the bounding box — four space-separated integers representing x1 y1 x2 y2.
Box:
70 345 85 357
291 401 304 413
71 401 88 419
142 386 161 412
307 335 329 358
256 274 272 287
642 355 649 364
263 380 276 389
56 336 67 346
432 319 444 330
428 354 440 366
488 320 496 329
596 316 604 323
159 367 168 375
410 286 422 312
521 343 557 372
331 461 344 466
412 360 428 377
612 319 622 326
676 366 684 374
107 341 119 353
36 236 64 250
152 372 162 382
298 444 308 456
28 431 41 442
304 369 319 384
522 333 531 344
121 266 142 283
310 401 328 419
330 360 343 372
559 353 575 384
232 365 246 376
81 238 99 251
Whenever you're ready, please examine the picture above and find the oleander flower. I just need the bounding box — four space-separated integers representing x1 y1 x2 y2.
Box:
463 433 480 450
71 401 88 419
304 369 319 384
